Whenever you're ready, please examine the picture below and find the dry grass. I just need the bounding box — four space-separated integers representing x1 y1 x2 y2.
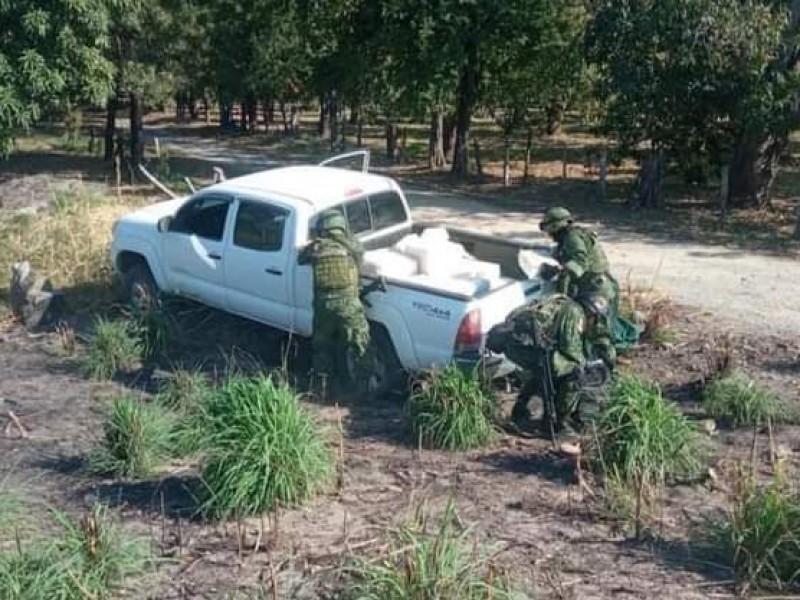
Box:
619 279 677 346
0 186 142 310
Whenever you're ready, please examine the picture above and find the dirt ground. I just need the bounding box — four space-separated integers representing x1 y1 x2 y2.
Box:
1 121 799 598
1 302 799 599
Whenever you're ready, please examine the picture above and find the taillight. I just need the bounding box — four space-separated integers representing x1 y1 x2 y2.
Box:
454 309 482 354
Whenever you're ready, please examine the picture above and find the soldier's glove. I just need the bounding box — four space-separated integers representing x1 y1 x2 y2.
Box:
538 262 561 281
567 365 587 386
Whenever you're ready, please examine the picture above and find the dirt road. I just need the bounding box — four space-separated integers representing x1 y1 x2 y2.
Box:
154 128 800 337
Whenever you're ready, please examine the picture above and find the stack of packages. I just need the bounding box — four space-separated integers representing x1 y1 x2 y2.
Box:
362 228 502 295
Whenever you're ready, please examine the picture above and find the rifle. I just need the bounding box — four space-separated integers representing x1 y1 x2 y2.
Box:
530 322 558 448
359 276 387 308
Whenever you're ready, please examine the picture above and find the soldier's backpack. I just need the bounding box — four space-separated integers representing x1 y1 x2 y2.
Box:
486 295 571 370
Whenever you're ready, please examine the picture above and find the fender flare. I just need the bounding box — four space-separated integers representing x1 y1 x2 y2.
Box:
113 236 167 291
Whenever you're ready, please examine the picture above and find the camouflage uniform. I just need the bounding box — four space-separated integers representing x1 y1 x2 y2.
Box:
540 207 623 349
298 212 372 394
503 294 612 433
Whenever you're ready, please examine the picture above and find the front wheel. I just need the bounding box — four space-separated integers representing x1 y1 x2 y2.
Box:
123 263 160 311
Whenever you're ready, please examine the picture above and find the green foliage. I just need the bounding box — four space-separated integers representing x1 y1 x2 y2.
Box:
0 1 114 155
587 0 794 168
711 468 800 591
157 369 213 457
201 375 333 519
85 317 142 380
703 373 785 427
594 375 704 488
345 500 526 600
90 396 175 478
410 365 496 451
0 505 148 600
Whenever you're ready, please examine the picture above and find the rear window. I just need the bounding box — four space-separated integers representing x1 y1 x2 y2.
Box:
311 190 408 237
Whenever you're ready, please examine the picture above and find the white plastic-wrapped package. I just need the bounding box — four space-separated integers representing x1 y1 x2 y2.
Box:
362 248 419 278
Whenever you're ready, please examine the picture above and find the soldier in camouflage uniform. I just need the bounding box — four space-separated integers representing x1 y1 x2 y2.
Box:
298 210 373 396
538 207 617 303
502 292 615 437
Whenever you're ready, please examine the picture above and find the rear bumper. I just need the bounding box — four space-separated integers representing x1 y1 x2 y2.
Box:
453 350 518 379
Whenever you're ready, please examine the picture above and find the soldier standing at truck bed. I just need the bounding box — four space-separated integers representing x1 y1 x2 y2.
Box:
299 210 373 398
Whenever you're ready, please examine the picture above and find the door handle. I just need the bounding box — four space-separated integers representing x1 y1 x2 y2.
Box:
265 268 283 276
208 252 222 260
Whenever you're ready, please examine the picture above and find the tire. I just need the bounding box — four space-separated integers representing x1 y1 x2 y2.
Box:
123 262 160 311
344 324 405 400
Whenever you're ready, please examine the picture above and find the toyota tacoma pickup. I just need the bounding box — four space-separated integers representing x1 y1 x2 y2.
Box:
111 154 553 393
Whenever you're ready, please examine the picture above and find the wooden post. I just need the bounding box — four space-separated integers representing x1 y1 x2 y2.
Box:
561 147 568 179
599 149 608 200
523 127 533 185
719 165 730 222
154 137 161 159
502 135 511 187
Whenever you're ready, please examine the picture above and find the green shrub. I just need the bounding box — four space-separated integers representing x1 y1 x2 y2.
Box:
85 317 142 380
0 505 148 600
410 365 496 451
711 468 800 592
157 370 213 457
704 373 785 427
345 500 526 600
201 376 332 519
594 375 704 488
90 396 175 478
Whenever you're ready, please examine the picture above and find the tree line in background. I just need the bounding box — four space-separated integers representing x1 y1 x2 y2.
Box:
2 0 800 210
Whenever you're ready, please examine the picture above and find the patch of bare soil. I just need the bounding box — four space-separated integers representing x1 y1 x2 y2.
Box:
1 305 798 599
0 174 106 212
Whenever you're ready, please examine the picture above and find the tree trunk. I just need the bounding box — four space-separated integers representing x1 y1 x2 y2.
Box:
356 115 363 147
523 126 533 184
473 138 484 182
428 111 446 170
319 93 331 139
793 208 800 239
203 95 211 125
349 104 359 126
329 90 339 151
545 98 563 136
220 102 232 129
632 150 665 209
502 133 511 187
727 133 787 209
290 105 299 136
442 114 455 160
262 97 271 133
129 92 143 165
386 122 398 161
246 94 257 133
188 98 198 120
281 101 289 133
451 57 479 177
104 95 116 162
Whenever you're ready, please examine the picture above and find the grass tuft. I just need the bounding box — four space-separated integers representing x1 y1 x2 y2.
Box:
594 375 704 488
409 365 497 451
703 373 786 427
90 396 175 478
201 375 332 519
345 500 526 600
84 317 142 380
157 369 213 457
0 504 148 600
710 465 800 592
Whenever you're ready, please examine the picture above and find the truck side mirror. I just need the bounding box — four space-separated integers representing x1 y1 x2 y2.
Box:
157 216 173 233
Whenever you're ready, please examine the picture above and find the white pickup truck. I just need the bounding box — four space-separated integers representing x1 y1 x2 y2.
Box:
111 155 552 393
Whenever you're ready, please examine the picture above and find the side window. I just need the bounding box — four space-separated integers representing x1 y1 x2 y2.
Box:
345 198 371 234
170 195 231 241
370 191 407 230
233 200 288 252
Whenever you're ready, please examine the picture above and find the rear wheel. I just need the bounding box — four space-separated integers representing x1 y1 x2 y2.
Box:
344 324 405 400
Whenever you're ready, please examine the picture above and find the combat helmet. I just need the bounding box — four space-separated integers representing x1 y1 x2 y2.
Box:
577 292 609 318
539 206 573 234
317 210 347 235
